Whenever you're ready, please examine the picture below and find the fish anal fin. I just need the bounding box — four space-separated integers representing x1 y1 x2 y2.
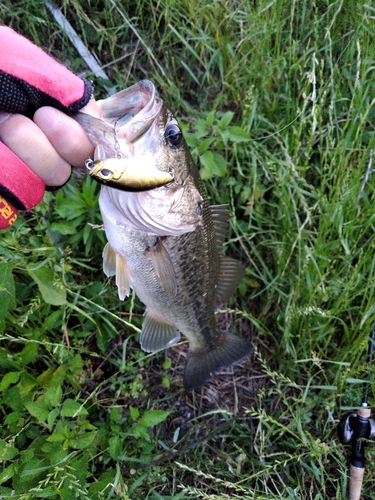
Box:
147 237 177 296
210 204 230 251
140 312 180 352
216 257 245 303
183 331 254 391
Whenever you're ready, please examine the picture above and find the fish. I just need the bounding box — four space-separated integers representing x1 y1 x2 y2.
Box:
74 80 254 390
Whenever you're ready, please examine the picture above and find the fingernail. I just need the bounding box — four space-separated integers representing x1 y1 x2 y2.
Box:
34 107 62 133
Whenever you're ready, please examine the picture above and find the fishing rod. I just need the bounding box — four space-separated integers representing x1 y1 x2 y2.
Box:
338 325 375 499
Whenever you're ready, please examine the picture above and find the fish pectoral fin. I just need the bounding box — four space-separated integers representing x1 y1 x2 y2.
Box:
183 331 254 391
102 243 131 300
147 238 177 296
215 257 245 303
140 312 180 352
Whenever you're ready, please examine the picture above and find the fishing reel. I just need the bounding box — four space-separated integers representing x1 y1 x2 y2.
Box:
336 327 375 499
338 405 375 463
337 405 375 500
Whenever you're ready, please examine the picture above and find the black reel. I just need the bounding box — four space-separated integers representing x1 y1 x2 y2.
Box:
338 407 375 468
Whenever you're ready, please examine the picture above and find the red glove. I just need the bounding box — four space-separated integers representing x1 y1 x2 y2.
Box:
0 26 94 229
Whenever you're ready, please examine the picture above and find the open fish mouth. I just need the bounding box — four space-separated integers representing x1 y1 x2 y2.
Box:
75 80 165 160
98 80 164 146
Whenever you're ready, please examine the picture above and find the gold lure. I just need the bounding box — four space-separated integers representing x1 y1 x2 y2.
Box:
85 157 174 192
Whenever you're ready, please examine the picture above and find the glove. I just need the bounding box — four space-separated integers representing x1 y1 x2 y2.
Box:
0 26 94 229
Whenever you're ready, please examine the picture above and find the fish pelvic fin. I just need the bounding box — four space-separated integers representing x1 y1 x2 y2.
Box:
183 331 254 391
215 257 245 304
140 312 181 352
102 242 131 300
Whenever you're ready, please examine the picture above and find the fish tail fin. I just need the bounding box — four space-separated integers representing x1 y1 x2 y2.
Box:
183 332 254 391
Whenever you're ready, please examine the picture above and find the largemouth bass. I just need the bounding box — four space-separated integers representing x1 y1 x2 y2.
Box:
75 80 253 390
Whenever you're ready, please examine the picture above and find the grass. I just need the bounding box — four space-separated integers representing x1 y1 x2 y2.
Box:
1 0 375 498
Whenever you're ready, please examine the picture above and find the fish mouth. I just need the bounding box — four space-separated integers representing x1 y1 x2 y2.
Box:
99 80 164 151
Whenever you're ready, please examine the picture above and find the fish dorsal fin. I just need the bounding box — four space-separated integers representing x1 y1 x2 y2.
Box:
102 242 131 300
146 237 177 296
215 256 245 303
210 205 230 250
140 311 180 352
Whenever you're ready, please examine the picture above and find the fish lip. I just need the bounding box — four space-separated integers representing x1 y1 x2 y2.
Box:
100 80 163 146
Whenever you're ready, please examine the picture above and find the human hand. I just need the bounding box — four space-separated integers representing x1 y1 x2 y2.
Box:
0 26 99 229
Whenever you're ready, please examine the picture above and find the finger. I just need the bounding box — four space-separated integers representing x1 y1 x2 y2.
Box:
0 113 72 186
34 106 96 169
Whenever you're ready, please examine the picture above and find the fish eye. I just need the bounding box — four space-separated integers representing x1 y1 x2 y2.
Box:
165 123 183 147
99 169 112 180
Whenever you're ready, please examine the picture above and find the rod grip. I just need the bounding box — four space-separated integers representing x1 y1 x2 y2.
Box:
349 464 364 500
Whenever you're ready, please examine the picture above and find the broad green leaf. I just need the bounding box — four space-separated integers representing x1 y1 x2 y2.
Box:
0 371 21 391
163 358 172 369
129 406 140 421
0 463 17 485
47 431 67 443
219 111 234 128
108 435 122 459
74 431 97 450
139 410 170 428
128 423 150 441
44 385 63 408
61 399 88 417
27 266 66 306
200 151 227 179
0 439 19 461
24 401 50 421
205 109 216 127
19 341 38 365
227 126 250 142
198 137 215 153
47 409 59 431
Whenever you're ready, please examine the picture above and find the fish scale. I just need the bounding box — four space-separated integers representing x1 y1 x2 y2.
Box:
74 79 254 390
